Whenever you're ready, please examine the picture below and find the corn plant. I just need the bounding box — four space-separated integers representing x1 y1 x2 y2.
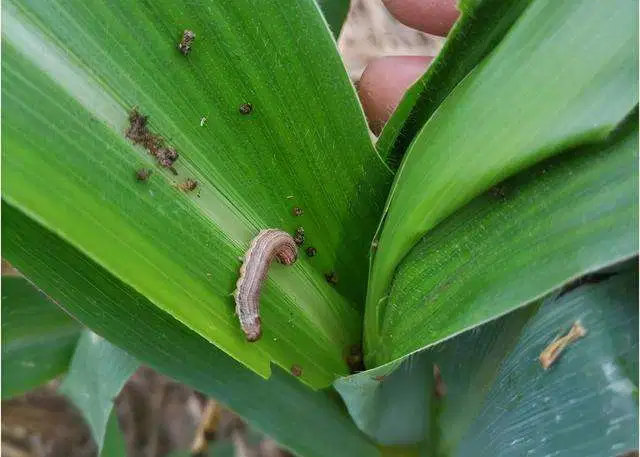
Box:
2 0 638 456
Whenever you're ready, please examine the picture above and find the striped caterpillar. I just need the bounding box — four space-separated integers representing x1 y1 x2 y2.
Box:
234 229 298 342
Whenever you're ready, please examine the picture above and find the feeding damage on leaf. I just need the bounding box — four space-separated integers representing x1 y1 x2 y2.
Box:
176 178 198 192
126 108 179 174
234 230 298 342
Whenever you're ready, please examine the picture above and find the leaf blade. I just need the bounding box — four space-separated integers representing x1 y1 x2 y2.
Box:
59 330 139 452
2 0 391 387
366 0 638 352
376 0 532 168
455 269 638 457
100 411 128 457
336 266 638 455
335 305 536 446
315 0 351 38
371 117 638 365
2 202 380 457
1 276 81 398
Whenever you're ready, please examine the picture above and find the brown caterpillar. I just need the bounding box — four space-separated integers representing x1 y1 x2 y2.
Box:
234 229 298 342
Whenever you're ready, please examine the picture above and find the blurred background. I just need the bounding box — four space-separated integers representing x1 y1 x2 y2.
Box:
1 1 443 456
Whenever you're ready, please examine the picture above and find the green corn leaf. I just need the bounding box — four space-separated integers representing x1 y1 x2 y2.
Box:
2 276 130 455
336 305 536 446
376 0 532 169
370 117 637 366
59 330 139 454
315 0 351 39
2 201 380 457
2 0 391 388
1 275 81 398
365 0 638 354
100 411 128 457
336 266 638 455
455 267 638 457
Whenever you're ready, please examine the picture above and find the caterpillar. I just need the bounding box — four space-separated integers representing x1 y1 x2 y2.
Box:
234 229 298 342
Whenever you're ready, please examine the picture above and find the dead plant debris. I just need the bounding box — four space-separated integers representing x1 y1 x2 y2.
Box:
539 321 587 370
190 398 221 456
